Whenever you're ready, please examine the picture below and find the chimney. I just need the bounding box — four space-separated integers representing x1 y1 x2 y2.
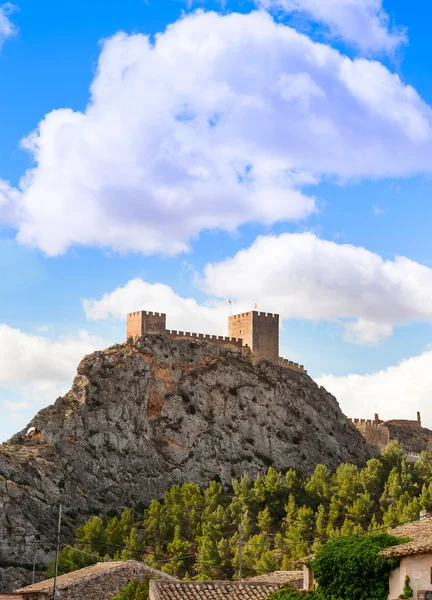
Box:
417 411 422 427
374 413 380 422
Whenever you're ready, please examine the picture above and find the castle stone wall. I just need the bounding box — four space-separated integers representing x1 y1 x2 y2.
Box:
278 358 307 374
252 312 279 363
228 312 254 351
128 309 304 374
126 311 166 338
166 330 243 353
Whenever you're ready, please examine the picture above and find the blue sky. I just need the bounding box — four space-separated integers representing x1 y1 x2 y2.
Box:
1 0 432 441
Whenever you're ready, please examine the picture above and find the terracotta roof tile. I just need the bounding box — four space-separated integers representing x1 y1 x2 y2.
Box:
16 560 177 594
380 516 432 558
151 580 285 600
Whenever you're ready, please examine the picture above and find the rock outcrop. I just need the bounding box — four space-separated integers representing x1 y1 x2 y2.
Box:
0 335 371 591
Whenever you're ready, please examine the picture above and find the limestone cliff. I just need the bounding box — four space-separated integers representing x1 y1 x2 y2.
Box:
0 335 371 592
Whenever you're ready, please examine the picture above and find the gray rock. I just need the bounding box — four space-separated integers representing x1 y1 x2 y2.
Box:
0 335 372 592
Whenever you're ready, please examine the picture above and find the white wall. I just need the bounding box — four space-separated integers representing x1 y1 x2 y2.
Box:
389 554 432 599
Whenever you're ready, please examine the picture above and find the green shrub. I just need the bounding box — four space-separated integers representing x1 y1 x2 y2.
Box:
311 533 403 600
268 587 323 600
111 576 150 600
400 575 413 599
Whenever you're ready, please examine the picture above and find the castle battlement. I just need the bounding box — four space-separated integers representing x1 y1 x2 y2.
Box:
126 309 305 374
348 412 425 452
128 311 166 318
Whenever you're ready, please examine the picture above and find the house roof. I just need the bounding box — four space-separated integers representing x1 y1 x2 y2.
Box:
380 515 432 558
16 560 177 594
247 571 303 584
150 580 284 600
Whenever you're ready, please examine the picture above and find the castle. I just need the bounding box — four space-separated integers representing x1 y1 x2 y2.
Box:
126 309 307 373
349 412 432 457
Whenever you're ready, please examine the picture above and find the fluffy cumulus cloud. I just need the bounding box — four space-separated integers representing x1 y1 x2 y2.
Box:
256 0 407 53
2 10 432 255
83 232 432 346
317 348 432 428
0 325 108 439
83 278 250 335
202 232 432 344
0 3 17 49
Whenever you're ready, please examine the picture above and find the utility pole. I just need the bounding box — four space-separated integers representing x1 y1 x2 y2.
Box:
238 522 243 580
53 504 62 599
32 541 36 584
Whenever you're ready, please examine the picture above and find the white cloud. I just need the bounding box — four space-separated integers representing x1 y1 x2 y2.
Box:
202 232 432 344
0 178 20 226
0 3 17 49
0 325 108 439
2 10 431 255
83 278 247 335
0 325 106 385
83 232 432 347
343 319 393 346
256 0 406 54
317 348 432 429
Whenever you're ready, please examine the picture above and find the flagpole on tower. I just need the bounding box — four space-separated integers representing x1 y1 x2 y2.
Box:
228 300 232 315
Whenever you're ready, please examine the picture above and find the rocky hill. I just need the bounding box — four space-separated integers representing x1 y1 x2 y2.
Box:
0 334 372 592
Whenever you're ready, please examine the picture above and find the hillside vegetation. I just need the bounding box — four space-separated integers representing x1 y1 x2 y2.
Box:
52 442 432 579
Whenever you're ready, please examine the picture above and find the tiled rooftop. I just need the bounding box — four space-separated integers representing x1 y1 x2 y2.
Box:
150 580 284 600
380 515 432 557
16 560 176 594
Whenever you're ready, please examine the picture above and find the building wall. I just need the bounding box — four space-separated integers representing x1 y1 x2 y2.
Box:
388 554 432 600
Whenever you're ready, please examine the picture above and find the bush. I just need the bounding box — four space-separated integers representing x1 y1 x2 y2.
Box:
311 533 403 600
400 575 413 599
111 576 150 600
268 588 323 600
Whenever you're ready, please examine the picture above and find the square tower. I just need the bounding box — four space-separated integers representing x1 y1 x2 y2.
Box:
228 311 279 363
126 311 167 339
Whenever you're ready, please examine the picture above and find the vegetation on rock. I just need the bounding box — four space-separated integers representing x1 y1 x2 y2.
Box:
50 442 431 580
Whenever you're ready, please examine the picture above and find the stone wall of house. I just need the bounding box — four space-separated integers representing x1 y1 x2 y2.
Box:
388 554 432 600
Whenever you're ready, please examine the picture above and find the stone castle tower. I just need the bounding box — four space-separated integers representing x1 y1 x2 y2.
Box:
228 311 279 363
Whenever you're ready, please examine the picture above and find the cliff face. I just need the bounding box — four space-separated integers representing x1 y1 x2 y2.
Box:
0 335 371 591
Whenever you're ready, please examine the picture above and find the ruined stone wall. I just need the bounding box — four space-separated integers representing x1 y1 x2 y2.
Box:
386 419 422 430
348 419 390 449
252 312 279 363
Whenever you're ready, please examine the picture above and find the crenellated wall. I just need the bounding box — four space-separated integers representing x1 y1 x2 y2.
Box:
126 309 306 374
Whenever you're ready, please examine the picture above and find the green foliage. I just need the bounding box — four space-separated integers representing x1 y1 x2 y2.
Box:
311 533 402 600
400 575 414 599
53 442 426 581
269 587 323 600
111 576 150 600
